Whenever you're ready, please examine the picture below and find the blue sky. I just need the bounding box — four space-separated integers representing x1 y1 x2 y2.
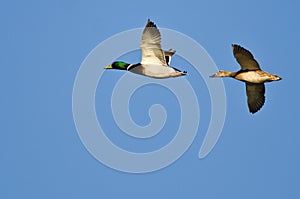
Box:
1 0 300 198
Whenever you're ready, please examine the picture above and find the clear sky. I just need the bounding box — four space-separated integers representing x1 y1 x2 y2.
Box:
1 0 300 198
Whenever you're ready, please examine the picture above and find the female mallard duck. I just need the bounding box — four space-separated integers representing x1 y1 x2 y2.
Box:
210 44 281 113
105 19 187 78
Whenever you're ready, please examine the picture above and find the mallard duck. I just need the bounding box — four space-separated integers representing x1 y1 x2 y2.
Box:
210 44 281 113
105 19 187 78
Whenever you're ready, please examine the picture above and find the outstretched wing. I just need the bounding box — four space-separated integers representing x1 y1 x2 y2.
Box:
140 19 168 66
245 83 265 113
232 44 261 70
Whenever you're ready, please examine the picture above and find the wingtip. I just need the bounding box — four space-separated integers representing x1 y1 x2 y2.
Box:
232 44 246 50
145 18 156 28
249 105 263 114
168 49 176 53
250 110 259 114
249 110 256 114
164 49 176 56
232 44 239 50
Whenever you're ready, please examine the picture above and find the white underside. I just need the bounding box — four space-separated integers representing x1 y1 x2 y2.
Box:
235 71 270 83
129 65 178 78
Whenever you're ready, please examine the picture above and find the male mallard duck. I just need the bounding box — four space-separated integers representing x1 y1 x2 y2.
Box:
105 19 187 78
210 44 281 113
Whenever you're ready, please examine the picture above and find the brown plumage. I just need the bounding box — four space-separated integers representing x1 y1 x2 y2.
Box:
211 44 281 114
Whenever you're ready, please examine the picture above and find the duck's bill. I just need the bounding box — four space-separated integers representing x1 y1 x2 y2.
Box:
104 65 113 69
209 73 217 77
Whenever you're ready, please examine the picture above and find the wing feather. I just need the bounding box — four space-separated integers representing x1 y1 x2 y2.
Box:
233 44 261 70
140 19 168 66
246 83 265 113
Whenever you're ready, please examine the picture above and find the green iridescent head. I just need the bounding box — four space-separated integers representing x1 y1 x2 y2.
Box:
105 61 130 70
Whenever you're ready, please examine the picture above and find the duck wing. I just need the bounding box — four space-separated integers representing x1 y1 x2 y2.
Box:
232 44 261 70
164 49 176 66
245 83 265 113
140 19 168 66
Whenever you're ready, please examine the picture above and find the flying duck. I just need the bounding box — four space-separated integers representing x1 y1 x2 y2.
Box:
210 44 281 113
105 19 187 78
